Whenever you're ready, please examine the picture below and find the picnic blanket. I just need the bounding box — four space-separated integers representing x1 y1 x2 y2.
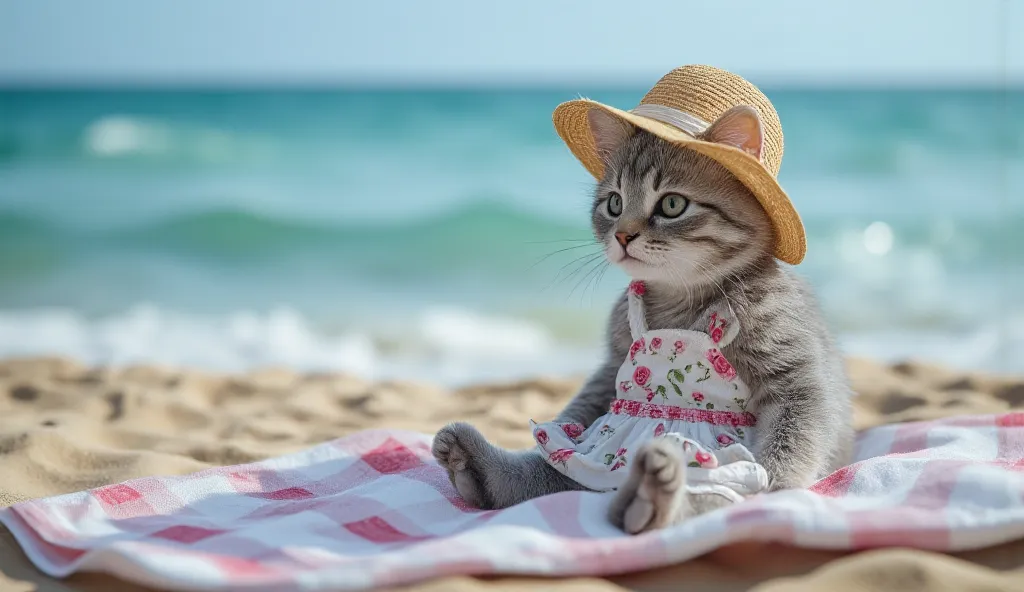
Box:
2 413 1024 591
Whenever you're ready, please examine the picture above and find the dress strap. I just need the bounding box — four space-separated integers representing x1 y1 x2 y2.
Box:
626 281 648 341
696 302 741 348
627 281 742 346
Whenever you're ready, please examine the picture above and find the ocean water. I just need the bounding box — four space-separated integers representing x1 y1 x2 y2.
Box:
0 88 1021 384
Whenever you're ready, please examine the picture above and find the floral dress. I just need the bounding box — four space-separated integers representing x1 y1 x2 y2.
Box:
532 281 768 499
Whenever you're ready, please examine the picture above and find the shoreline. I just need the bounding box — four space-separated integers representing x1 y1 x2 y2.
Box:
2 304 1022 389
1 355 1020 480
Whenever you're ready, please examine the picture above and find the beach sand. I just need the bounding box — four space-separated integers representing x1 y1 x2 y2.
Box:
1 356 1023 591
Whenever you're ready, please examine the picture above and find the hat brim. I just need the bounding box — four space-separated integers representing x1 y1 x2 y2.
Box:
553 99 806 265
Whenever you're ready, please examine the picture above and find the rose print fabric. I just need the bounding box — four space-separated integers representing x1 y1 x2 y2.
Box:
532 281 768 495
660 433 768 502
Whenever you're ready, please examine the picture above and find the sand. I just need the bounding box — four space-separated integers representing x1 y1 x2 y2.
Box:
1 356 1023 591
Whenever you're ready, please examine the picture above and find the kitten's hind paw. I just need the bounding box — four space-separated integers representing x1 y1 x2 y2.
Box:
608 437 687 534
432 422 495 509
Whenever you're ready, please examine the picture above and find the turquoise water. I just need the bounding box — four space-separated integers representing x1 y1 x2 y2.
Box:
0 88 1021 382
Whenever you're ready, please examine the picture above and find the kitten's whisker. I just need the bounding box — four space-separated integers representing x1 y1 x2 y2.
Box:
556 252 604 282
588 261 611 305
578 260 606 305
550 252 601 281
692 259 733 310
676 267 695 310
528 243 599 270
663 265 685 305
569 258 606 302
658 257 692 308
560 253 605 286
697 261 730 304
524 238 594 244
540 252 605 293
725 268 752 298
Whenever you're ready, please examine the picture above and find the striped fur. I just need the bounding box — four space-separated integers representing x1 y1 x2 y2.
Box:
434 123 854 535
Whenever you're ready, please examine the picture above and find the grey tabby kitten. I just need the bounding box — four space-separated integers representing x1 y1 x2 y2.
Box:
433 105 854 534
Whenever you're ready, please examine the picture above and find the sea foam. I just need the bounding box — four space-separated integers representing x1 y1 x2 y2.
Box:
1 305 1021 387
0 305 600 386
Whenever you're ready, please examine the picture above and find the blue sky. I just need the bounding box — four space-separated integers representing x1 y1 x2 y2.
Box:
1 0 1020 86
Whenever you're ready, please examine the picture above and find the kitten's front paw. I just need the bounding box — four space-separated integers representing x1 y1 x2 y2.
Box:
432 422 494 509
608 437 687 534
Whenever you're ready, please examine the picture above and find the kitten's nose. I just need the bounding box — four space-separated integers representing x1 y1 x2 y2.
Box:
615 232 639 247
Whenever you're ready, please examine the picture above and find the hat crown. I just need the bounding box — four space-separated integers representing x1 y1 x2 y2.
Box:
639 65 784 176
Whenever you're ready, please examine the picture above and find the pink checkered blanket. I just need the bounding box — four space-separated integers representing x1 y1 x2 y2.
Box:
3 413 1024 591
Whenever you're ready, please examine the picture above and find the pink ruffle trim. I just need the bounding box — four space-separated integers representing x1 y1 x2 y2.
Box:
610 399 757 427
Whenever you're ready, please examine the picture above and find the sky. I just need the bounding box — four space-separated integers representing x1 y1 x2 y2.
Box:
0 0 1021 87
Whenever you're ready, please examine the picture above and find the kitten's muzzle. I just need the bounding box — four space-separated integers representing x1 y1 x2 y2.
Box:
615 232 639 247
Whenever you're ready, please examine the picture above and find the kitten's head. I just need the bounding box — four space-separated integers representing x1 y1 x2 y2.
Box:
588 106 775 287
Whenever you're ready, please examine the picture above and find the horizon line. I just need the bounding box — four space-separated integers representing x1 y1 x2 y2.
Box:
2 80 1022 93
1 68 1022 92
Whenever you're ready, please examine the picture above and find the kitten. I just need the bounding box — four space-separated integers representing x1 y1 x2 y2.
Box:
433 105 854 533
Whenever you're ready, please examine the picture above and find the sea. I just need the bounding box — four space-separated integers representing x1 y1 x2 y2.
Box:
0 88 1021 385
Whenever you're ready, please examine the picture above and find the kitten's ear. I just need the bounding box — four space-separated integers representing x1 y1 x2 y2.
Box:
701 105 763 162
587 108 633 166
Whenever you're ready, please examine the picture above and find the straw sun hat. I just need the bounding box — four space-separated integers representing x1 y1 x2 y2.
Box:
553 64 806 265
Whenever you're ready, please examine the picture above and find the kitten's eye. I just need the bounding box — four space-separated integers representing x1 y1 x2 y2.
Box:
658 194 689 218
606 193 623 217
